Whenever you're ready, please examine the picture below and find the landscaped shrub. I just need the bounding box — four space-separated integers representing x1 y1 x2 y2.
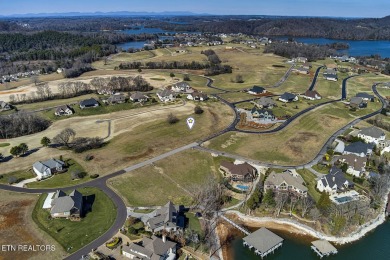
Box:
105 237 122 249
90 174 99 179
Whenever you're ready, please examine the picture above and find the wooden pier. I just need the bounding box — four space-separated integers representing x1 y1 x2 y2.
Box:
220 214 250 235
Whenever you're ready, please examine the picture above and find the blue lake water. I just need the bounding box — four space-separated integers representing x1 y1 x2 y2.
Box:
230 220 390 260
277 37 390 58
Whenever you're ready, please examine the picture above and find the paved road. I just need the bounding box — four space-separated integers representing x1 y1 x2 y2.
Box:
342 75 359 100
271 64 295 88
308 66 325 91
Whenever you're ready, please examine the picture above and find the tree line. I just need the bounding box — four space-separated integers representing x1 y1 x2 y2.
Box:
0 112 50 139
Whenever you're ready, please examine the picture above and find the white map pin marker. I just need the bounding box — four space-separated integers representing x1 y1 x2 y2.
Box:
186 117 195 130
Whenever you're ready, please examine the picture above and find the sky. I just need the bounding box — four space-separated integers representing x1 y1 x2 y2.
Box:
0 0 389 18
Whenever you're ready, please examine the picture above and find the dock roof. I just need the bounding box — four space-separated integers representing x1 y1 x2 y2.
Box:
311 240 338 255
243 227 283 254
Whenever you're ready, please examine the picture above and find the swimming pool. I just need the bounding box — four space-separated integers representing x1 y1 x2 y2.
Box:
236 185 249 191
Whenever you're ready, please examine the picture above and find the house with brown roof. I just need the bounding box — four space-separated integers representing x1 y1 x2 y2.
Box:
122 235 176 260
338 154 367 177
264 170 308 197
219 161 257 182
302 90 322 100
187 92 208 101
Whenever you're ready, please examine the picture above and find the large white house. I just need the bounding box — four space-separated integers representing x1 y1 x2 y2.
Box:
33 159 65 180
357 126 386 145
338 154 367 178
317 167 354 194
264 170 307 197
122 235 176 260
157 89 176 102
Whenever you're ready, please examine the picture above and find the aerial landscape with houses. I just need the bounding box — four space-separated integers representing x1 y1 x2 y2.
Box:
1 2 390 260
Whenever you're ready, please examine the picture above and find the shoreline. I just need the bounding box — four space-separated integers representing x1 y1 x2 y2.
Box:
224 189 389 246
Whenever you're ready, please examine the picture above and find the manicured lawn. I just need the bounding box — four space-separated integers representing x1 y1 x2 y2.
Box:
296 169 321 202
185 212 202 234
32 187 116 254
222 197 241 209
133 209 155 214
0 169 35 184
109 149 222 207
312 164 330 174
27 158 88 188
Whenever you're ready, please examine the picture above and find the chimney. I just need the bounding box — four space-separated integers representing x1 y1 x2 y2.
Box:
332 177 335 182
162 235 166 243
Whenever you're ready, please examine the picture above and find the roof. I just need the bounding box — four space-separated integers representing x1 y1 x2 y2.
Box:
339 154 367 169
220 161 256 177
280 92 296 101
350 97 364 105
250 108 274 117
324 68 337 75
344 141 374 155
147 201 183 230
243 228 283 253
50 189 83 214
190 92 208 99
80 98 99 107
265 171 307 192
320 167 351 191
107 93 126 102
33 159 65 174
256 97 276 107
304 90 321 98
130 92 148 100
311 240 338 255
173 81 190 89
358 126 385 139
157 89 175 97
55 105 72 114
249 86 266 93
387 193 390 213
123 236 176 259
356 92 375 99
0 100 10 108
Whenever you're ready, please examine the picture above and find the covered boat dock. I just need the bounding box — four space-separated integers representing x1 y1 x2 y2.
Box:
243 227 284 258
311 240 338 258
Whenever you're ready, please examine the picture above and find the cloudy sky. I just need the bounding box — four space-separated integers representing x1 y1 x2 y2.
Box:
1 0 389 18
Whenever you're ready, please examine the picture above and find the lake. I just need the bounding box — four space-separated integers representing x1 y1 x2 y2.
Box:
277 37 390 58
229 219 390 260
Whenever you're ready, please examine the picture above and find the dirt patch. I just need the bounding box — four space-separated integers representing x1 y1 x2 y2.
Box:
0 191 65 260
122 148 154 161
286 132 319 157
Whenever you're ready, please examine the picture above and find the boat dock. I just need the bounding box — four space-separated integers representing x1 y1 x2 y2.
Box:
311 240 338 258
243 227 284 258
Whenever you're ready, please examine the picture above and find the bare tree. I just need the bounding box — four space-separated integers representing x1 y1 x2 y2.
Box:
309 208 322 221
289 195 300 216
53 128 76 147
274 192 289 216
300 196 314 218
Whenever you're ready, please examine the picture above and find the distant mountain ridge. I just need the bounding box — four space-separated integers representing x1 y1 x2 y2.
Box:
0 11 211 18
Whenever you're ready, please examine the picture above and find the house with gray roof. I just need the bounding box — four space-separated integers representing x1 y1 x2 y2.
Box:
171 82 192 93
243 228 284 258
264 170 307 197
357 126 385 145
55 105 73 116
50 189 83 219
0 100 11 111
349 97 366 109
316 167 354 194
254 97 277 109
157 89 176 102
338 154 367 177
250 108 275 121
79 98 99 109
146 201 184 233
130 92 149 102
107 93 126 104
220 161 257 182
343 141 374 157
33 159 65 180
356 92 375 102
323 68 338 81
248 86 267 95
279 92 298 103
292 67 310 74
122 235 176 260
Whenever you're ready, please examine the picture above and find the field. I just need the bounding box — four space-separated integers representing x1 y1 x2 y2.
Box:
109 149 224 206
26 158 88 188
205 102 371 166
32 187 116 254
0 190 65 260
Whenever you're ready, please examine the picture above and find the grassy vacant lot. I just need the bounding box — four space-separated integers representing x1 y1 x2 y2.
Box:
27 158 87 188
32 187 116 254
276 70 316 94
0 190 65 260
0 169 35 184
206 102 362 166
296 169 321 202
347 74 390 98
218 92 255 103
0 73 64 91
109 149 223 206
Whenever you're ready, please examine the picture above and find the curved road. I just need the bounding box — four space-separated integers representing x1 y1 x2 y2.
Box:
0 67 385 260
